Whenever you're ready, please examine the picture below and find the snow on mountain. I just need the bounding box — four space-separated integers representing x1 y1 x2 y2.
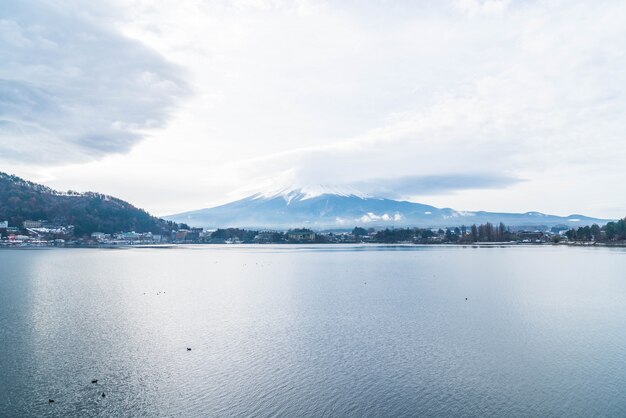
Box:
252 185 372 203
165 186 610 230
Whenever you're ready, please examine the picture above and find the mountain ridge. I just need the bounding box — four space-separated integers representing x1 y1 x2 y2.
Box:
0 172 177 235
166 187 611 230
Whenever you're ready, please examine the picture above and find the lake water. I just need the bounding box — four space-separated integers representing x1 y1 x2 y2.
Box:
1 245 626 417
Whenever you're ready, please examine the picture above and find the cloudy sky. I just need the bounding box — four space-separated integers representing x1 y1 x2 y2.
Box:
1 0 625 218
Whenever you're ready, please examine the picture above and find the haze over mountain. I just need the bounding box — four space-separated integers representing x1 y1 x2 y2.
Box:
166 186 609 230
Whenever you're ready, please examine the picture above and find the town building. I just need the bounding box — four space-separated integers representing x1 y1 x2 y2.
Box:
173 230 188 242
91 232 108 241
287 229 316 242
255 231 279 243
23 220 44 228
517 231 545 242
184 228 203 242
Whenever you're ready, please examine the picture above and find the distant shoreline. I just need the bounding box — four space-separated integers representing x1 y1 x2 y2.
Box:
2 242 625 250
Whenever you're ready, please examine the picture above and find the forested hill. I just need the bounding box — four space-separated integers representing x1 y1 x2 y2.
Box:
0 172 177 236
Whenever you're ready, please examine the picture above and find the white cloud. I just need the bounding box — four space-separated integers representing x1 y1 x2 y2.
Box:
359 213 396 223
2 0 626 218
454 0 511 17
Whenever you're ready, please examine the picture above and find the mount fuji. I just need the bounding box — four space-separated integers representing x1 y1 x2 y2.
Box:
165 186 609 230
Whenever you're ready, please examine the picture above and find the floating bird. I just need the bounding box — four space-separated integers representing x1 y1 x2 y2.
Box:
101 392 106 398
48 399 54 403
91 379 98 384
187 347 192 351
465 298 468 301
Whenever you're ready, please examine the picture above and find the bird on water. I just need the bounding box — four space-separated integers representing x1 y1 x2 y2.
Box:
91 379 98 384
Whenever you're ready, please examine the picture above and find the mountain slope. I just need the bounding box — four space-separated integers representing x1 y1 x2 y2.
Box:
0 172 177 235
166 188 610 229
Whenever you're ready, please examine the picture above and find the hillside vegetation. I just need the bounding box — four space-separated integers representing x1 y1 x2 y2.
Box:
0 172 177 236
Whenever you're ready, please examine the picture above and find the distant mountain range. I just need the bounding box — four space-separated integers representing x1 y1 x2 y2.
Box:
166 186 611 230
0 173 611 234
0 172 176 235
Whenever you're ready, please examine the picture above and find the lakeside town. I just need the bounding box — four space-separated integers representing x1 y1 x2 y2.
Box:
2 218 625 247
3 171 623 249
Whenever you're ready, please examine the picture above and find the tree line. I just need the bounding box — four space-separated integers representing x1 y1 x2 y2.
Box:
370 222 516 243
565 218 626 242
204 223 520 244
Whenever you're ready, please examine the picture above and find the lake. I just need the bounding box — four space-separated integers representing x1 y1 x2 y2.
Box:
1 245 626 417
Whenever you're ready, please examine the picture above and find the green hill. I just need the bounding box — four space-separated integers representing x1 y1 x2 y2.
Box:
0 172 177 236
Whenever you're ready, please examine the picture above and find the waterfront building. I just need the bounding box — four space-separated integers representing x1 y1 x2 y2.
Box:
23 220 44 228
287 229 316 242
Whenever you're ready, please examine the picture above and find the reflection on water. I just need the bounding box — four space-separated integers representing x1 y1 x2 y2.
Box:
1 245 626 417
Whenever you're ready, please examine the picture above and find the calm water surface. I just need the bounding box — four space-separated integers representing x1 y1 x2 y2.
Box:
1 245 626 417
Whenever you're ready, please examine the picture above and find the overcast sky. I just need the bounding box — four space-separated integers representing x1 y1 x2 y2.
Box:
2 0 625 218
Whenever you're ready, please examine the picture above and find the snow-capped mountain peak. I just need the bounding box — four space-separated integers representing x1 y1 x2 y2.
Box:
167 187 610 229
253 184 371 204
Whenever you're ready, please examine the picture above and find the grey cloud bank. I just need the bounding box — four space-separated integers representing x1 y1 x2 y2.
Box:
0 0 188 164
349 174 524 200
